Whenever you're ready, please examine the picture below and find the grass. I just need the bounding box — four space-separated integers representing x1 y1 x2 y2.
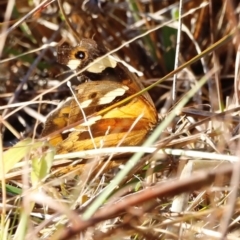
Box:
1 0 240 239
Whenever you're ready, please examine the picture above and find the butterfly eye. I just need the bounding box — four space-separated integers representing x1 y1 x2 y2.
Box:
75 51 86 60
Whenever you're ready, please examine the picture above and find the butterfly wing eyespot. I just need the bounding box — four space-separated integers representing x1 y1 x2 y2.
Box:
74 51 86 60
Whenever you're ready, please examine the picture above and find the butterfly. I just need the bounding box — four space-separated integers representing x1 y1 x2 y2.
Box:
41 39 158 154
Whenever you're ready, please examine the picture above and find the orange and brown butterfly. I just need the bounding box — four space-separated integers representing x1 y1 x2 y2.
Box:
41 39 158 154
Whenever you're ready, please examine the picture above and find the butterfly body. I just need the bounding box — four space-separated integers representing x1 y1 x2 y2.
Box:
42 39 158 153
